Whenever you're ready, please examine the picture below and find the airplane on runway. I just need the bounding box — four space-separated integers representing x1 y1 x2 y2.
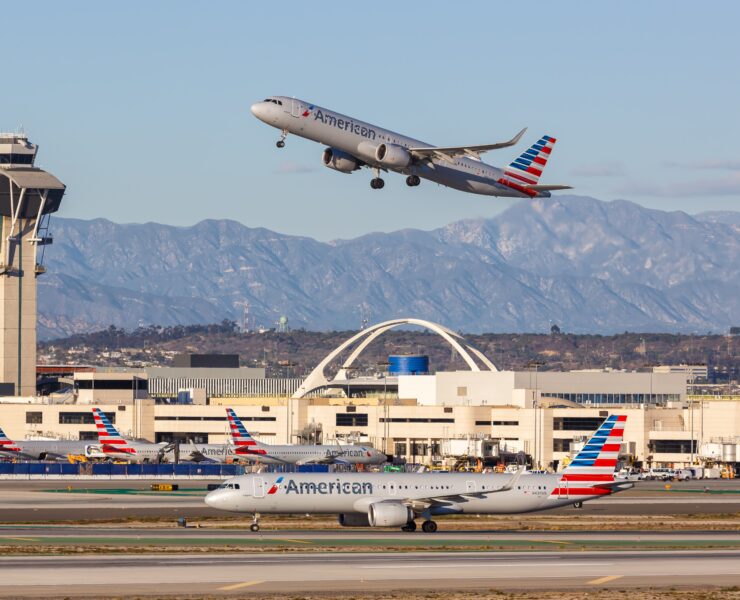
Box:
251 96 571 197
226 408 387 466
205 415 631 532
0 425 106 461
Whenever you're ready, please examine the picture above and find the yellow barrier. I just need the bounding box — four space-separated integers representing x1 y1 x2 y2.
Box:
150 483 179 491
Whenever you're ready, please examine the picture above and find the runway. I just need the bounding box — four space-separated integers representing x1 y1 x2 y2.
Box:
0 550 738 597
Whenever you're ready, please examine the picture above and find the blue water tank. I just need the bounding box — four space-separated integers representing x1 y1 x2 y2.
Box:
388 355 429 375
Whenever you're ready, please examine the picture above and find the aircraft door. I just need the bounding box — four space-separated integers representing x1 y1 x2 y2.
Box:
465 480 476 493
557 479 569 499
291 98 302 118
253 477 266 498
387 481 397 496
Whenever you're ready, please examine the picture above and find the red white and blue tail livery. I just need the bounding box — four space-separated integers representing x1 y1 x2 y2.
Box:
0 426 20 454
226 408 267 456
92 407 136 457
554 414 626 498
499 135 559 197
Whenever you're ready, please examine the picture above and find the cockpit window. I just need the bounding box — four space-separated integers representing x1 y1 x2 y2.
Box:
218 482 240 489
262 98 283 106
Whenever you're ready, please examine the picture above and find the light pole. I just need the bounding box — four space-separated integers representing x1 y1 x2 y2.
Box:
526 360 544 470
377 361 390 455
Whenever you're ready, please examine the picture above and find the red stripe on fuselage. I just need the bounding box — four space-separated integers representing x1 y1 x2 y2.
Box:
551 487 611 496
498 178 538 197
561 473 614 482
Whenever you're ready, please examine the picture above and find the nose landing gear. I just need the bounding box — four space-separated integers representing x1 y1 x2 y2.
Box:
276 130 288 148
249 512 261 532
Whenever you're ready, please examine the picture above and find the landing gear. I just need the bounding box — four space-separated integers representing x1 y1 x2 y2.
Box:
421 520 438 533
276 129 288 148
573 501 583 509
370 167 385 190
406 175 420 187
401 521 417 532
250 512 261 532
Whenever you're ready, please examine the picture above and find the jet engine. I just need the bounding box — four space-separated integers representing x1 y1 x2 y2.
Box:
338 513 371 527
322 148 361 173
375 143 412 168
368 502 413 527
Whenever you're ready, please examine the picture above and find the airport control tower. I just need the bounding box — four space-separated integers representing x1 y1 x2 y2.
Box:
0 134 65 396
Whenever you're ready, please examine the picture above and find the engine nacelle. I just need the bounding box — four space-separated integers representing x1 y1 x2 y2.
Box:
375 143 412 168
322 147 361 173
368 502 413 527
338 513 371 527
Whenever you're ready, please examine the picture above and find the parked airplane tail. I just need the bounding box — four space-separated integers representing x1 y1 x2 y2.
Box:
92 407 136 455
0 426 20 452
226 408 267 455
555 414 626 497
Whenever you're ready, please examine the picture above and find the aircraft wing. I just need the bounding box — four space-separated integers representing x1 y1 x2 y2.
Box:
407 128 527 162
404 467 526 510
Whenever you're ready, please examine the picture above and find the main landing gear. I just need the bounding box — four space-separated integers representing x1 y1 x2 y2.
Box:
370 167 385 189
276 129 288 148
421 520 438 533
406 175 421 187
250 512 261 532
400 520 437 533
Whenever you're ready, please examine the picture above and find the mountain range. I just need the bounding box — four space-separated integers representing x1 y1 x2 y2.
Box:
37 195 740 340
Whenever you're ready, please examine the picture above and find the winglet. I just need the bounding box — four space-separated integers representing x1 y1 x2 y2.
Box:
508 127 527 147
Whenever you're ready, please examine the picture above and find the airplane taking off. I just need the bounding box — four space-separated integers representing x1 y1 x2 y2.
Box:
251 97 571 197
206 415 630 532
226 408 387 466
0 425 105 461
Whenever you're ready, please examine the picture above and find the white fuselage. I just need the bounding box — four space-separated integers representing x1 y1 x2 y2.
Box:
251 97 543 198
205 471 617 518
232 443 387 466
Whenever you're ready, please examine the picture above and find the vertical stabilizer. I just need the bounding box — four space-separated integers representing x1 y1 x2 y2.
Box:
92 407 135 456
226 408 267 455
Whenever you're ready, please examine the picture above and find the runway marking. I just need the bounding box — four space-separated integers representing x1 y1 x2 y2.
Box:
363 562 612 569
218 580 264 591
537 540 572 545
589 575 623 585
0 537 38 542
281 538 313 545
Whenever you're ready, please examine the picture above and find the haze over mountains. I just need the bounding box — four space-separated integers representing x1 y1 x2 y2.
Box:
38 196 740 340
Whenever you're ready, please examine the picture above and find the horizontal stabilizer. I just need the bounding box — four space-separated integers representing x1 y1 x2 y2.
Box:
526 184 573 192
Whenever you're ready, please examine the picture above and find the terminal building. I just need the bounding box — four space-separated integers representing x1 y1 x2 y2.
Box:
0 320 735 471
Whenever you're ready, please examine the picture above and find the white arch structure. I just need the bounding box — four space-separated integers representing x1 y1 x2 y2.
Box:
292 318 497 398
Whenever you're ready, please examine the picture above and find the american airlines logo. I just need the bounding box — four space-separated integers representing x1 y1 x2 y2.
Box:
284 479 373 495
313 110 377 141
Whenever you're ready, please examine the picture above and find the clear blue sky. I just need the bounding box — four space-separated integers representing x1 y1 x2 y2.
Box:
3 2 739 240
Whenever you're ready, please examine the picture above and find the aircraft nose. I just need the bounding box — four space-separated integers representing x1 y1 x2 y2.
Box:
205 489 224 509
250 102 266 120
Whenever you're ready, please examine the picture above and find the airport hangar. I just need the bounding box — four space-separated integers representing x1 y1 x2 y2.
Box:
2 319 739 471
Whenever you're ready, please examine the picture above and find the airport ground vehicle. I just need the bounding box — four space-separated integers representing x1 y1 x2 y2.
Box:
647 467 677 481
